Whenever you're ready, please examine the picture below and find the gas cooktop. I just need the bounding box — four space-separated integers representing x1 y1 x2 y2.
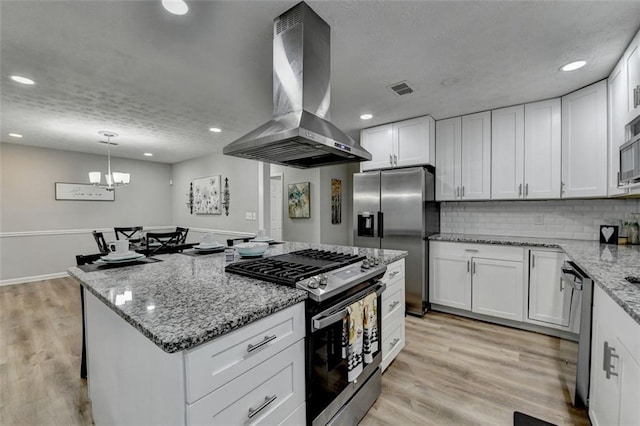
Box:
225 249 387 302
225 249 364 286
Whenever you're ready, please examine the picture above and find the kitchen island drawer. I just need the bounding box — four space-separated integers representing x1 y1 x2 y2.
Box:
187 339 305 425
185 302 305 403
382 316 405 372
381 259 405 284
382 284 404 321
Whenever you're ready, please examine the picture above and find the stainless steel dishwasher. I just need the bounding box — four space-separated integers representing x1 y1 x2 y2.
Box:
560 260 594 408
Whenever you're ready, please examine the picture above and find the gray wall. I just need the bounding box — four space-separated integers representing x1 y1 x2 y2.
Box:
0 143 172 281
170 150 261 242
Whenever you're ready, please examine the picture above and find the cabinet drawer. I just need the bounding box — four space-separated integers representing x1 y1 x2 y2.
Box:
187 339 305 425
381 259 405 284
382 285 404 322
431 241 523 262
185 302 305 403
382 318 405 372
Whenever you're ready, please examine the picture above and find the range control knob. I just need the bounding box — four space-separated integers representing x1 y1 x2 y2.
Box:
361 259 370 270
307 277 320 289
372 257 380 266
319 274 328 288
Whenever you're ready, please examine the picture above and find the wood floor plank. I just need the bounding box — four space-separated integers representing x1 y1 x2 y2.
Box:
1 277 590 426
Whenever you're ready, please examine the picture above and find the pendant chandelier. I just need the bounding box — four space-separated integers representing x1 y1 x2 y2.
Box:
89 131 130 191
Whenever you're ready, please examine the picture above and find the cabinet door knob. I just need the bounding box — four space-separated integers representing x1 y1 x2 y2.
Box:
389 154 394 166
461 186 465 197
525 183 529 197
518 183 522 197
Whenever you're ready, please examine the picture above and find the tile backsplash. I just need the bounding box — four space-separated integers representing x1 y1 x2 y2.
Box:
441 199 640 240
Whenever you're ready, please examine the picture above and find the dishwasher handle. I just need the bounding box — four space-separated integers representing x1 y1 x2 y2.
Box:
561 267 584 291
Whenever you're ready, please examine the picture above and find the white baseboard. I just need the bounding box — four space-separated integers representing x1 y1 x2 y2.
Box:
0 272 69 287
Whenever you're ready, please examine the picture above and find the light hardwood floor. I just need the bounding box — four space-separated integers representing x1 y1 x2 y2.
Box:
1 277 590 425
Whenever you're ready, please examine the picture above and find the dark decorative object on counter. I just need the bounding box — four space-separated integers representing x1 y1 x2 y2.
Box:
186 182 194 214
599 225 618 244
223 177 230 216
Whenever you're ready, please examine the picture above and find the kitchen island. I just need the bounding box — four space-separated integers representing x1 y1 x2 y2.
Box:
67 242 407 425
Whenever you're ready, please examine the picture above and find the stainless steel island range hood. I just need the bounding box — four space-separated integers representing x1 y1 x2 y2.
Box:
223 2 371 168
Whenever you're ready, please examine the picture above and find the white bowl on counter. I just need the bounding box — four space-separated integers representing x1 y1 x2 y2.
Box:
234 242 269 257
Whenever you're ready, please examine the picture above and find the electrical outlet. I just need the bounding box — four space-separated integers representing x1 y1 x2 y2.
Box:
251 212 256 220
245 212 252 220
534 214 544 225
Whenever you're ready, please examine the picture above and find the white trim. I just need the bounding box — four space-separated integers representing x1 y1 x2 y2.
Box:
189 228 255 237
0 225 172 238
1 272 69 287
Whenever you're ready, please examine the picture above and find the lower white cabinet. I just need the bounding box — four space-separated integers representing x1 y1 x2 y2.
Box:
85 291 306 426
589 285 640 426
380 259 406 371
526 249 580 333
471 257 524 321
429 242 524 321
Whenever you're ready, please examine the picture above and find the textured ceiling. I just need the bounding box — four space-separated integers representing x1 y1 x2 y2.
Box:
1 0 639 164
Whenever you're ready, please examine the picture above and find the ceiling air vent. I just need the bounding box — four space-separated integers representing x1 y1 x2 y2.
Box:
388 81 414 96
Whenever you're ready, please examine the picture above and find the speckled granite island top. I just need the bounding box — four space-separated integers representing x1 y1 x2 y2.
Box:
431 233 640 325
67 242 407 353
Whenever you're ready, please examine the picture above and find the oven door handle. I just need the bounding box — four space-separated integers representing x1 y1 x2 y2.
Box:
311 282 387 332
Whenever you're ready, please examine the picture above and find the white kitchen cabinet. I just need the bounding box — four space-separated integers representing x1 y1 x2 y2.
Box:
430 242 524 318
435 116 462 201
435 112 490 201
461 111 492 200
609 59 630 196
526 249 576 331
380 259 405 372
524 99 562 199
562 80 608 198
471 257 524 321
625 30 640 122
589 285 640 426
360 116 435 171
491 105 525 199
85 291 306 426
429 242 472 310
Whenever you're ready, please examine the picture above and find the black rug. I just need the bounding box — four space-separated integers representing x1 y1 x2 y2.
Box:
514 412 556 426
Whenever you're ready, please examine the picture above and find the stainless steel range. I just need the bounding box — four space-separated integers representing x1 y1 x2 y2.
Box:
225 248 387 426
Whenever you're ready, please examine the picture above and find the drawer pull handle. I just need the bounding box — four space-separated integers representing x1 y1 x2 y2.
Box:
247 394 277 419
389 300 400 310
389 270 400 278
464 249 478 252
603 341 619 379
389 337 401 350
247 334 276 353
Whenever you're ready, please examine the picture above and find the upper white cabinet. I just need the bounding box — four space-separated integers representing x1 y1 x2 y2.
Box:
609 60 629 196
561 80 608 198
491 105 525 199
360 116 435 171
435 117 462 201
435 112 491 201
625 30 640 122
524 99 562 199
461 112 492 200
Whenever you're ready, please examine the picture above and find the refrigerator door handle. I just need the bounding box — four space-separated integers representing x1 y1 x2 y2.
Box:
377 211 384 238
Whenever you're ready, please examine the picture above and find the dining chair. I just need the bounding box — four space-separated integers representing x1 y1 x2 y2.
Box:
114 226 144 242
145 231 182 255
75 253 103 380
92 231 109 254
175 227 189 244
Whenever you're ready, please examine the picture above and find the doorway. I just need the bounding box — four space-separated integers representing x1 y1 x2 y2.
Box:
270 173 283 241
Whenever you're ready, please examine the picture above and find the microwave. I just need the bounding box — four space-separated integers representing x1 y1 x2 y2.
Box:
620 116 640 183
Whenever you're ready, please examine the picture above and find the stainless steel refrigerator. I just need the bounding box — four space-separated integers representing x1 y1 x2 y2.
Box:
353 166 440 316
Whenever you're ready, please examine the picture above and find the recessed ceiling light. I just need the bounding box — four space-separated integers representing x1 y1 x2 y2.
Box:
9 133 23 138
144 153 153 157
560 60 587 72
161 0 189 15
209 127 222 133
360 114 373 120
10 75 35 85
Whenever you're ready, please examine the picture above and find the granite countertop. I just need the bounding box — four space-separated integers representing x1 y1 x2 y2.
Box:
430 233 640 325
68 242 407 353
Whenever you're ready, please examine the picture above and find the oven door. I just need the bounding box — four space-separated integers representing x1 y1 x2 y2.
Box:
306 281 386 426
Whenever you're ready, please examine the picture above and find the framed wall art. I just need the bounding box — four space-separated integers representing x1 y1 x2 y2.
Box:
193 175 222 214
331 178 342 224
55 182 115 201
288 182 310 218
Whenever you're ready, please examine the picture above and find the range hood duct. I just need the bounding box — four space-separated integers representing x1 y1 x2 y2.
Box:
223 2 371 168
